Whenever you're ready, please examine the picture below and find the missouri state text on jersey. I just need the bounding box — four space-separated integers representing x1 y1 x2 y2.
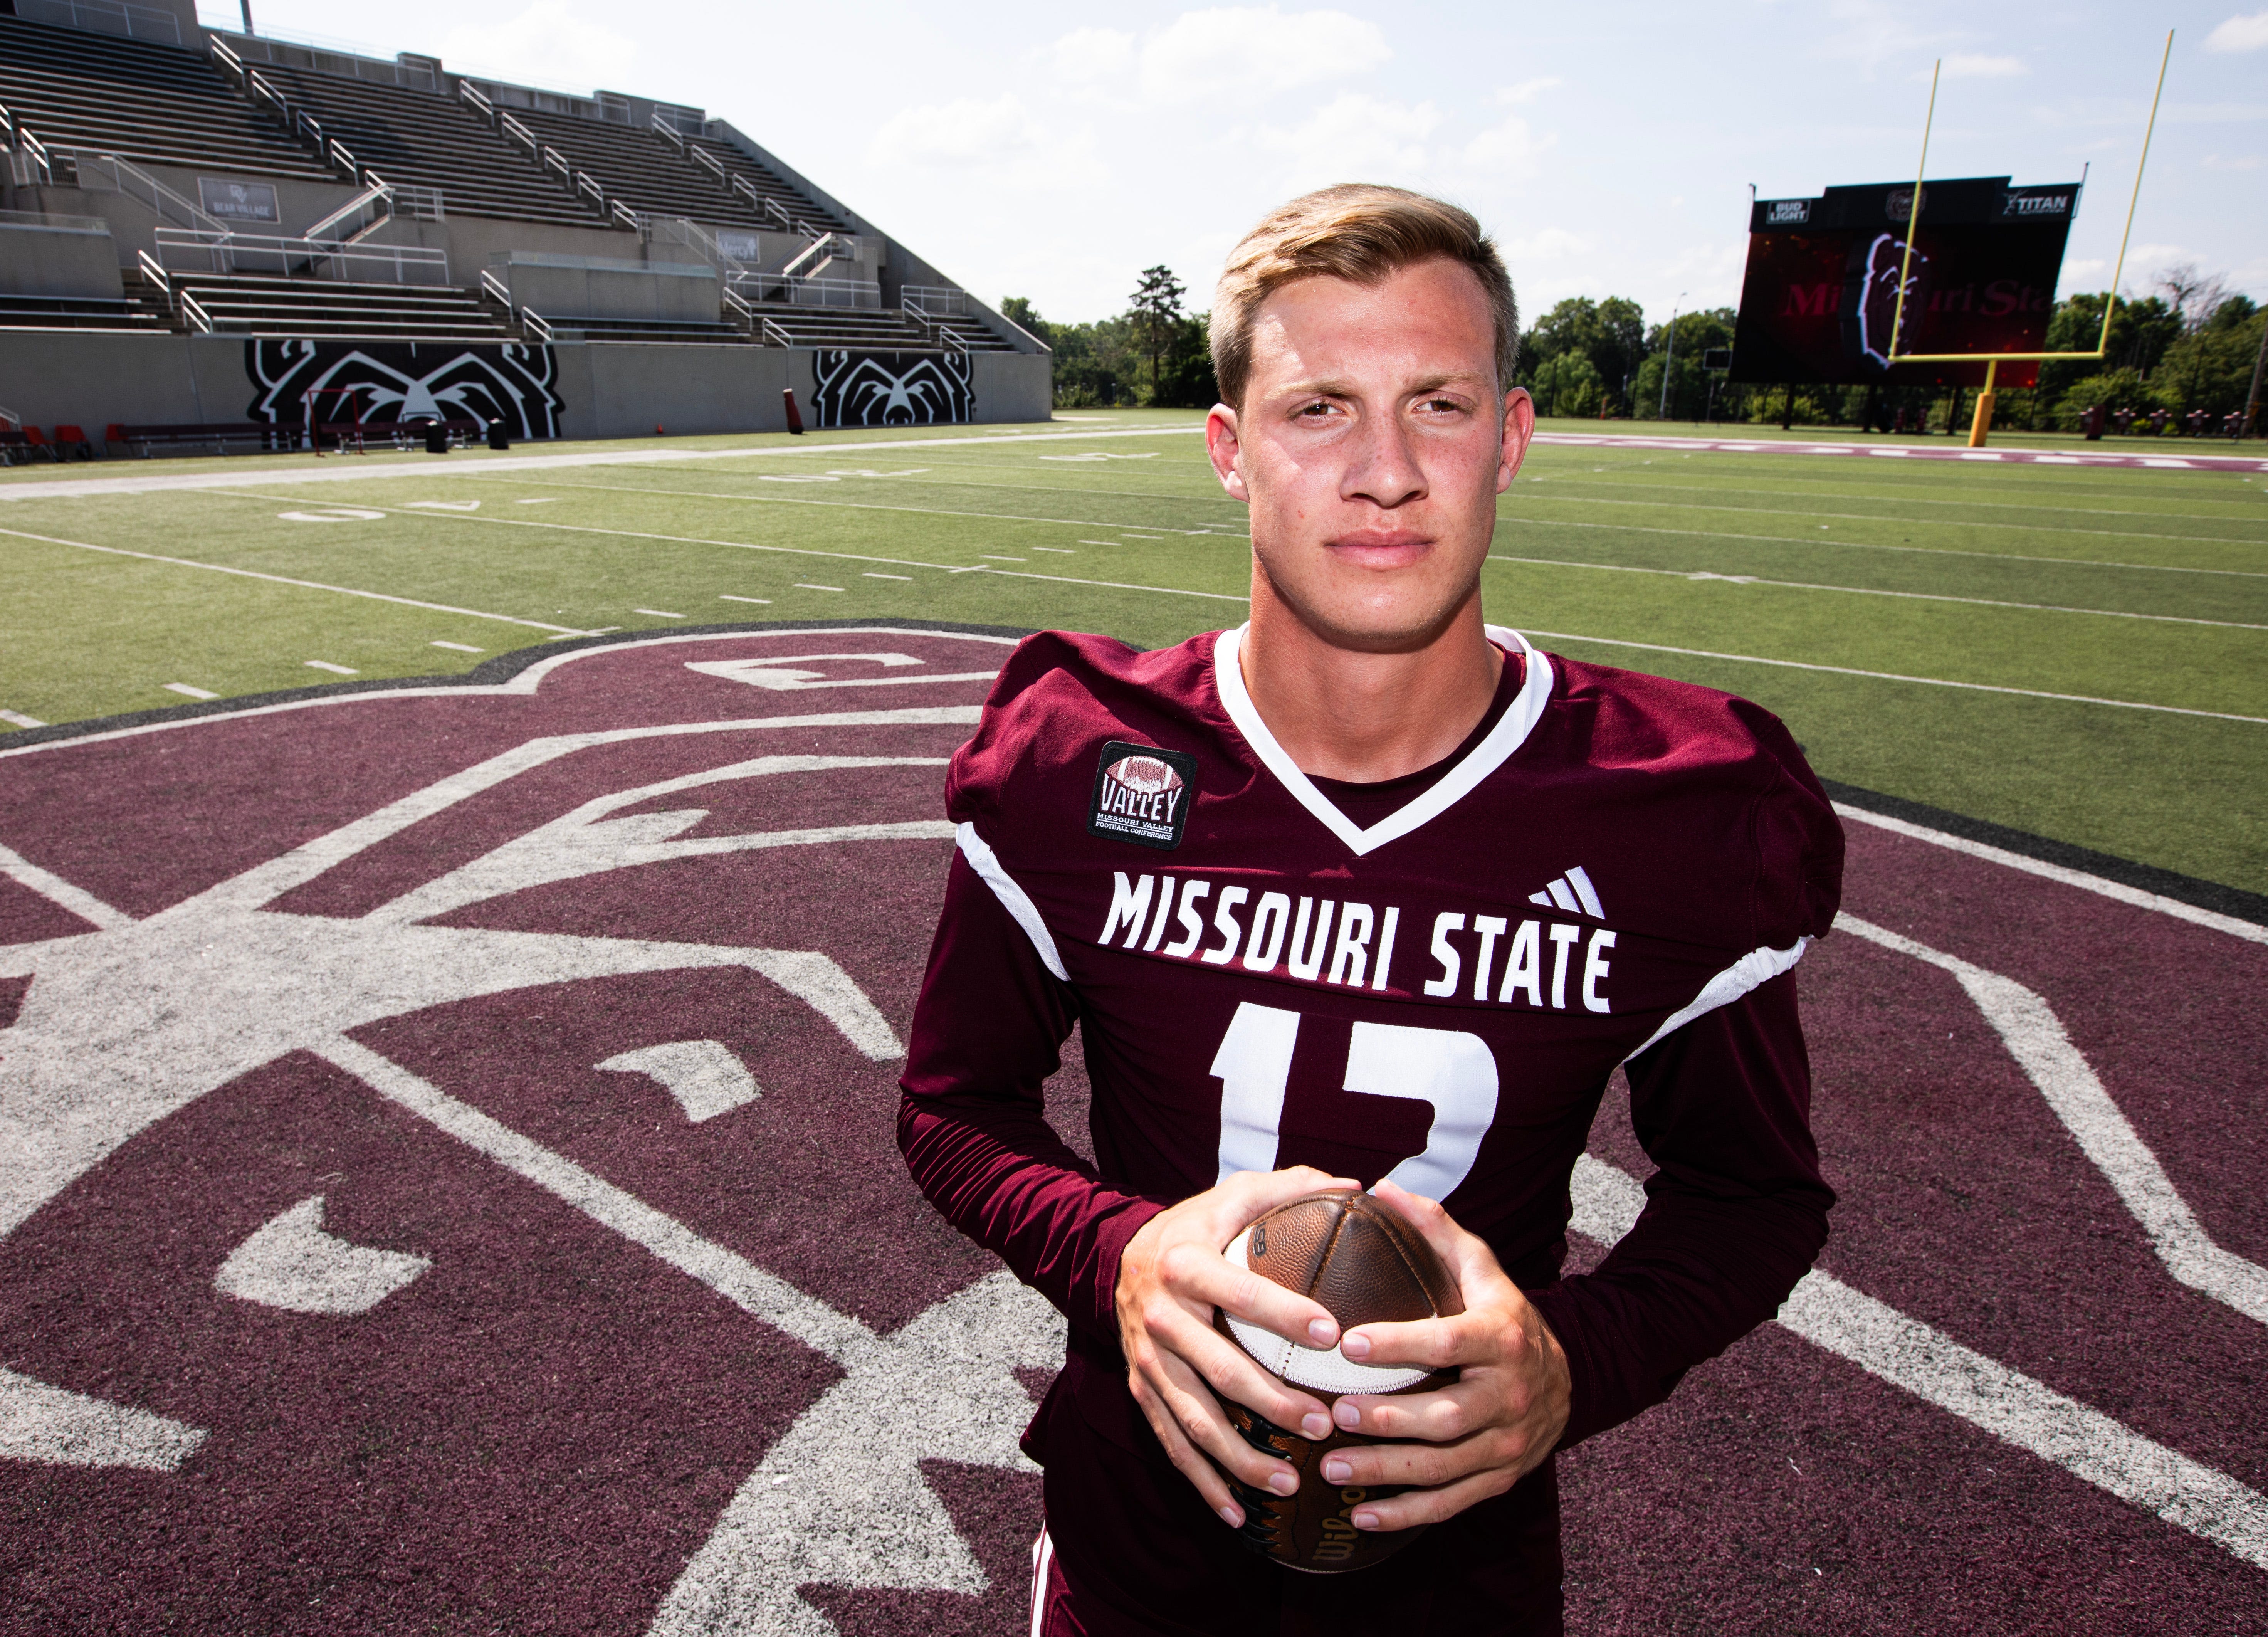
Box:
933 625 1842 1227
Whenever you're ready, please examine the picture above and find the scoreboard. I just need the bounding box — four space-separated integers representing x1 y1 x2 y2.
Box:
1729 175 2080 388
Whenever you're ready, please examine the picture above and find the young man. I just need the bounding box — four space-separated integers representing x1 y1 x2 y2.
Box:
899 185 1841 1635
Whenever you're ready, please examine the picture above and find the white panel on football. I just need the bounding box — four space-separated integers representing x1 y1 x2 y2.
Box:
1218 1229 1432 1395
598 1039 761 1123
1347 1022 1499 1203
1211 1003 1301 1182
0 1367 207 1471
214 1194 431 1315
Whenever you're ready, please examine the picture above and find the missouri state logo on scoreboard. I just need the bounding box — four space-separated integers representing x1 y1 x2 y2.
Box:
1087 740 1197 850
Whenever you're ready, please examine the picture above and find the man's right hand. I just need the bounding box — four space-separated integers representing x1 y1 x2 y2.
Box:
1114 1166 1360 1528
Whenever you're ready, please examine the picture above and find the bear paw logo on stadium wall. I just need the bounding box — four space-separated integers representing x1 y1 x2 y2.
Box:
0 628 1057 1634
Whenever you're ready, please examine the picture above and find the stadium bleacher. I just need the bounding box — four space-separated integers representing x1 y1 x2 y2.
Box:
0 15 329 184
161 272 512 340
0 7 1049 439
240 63 603 229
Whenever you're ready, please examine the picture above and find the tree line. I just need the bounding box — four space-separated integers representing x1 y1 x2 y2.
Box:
1004 263 2263 432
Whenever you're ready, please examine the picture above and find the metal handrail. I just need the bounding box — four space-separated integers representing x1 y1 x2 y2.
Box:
326 137 360 177
0 101 13 146
209 35 244 77
395 185 444 221
153 227 450 286
479 267 511 307
649 110 685 153
178 289 212 334
66 148 227 233
575 171 606 211
760 316 793 348
460 81 497 124
611 200 643 234
0 403 18 432
500 113 536 154
902 284 968 317
303 182 391 245
521 306 554 343
135 247 168 292
722 287 754 328
245 67 291 124
691 146 727 183
542 146 571 183
17 128 52 185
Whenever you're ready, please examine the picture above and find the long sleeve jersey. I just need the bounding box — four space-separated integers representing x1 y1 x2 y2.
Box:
898 624 1841 1632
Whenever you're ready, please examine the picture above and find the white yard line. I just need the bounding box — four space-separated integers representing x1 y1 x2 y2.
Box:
1485 553 2268 630
1511 490 2268 550
1500 512 2268 581
0 425 1210 502
1522 627 2268 724
0 524 593 635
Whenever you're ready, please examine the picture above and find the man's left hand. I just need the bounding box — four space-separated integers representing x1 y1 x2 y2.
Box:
1318 1178 1572 1531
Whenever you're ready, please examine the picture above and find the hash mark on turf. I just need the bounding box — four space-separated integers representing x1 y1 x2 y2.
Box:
979 555 1025 561
430 641 483 653
719 595 771 604
0 708 44 728
163 684 217 700
635 609 688 619
304 660 358 675
1032 546 1075 553
795 584 844 592
863 573 911 580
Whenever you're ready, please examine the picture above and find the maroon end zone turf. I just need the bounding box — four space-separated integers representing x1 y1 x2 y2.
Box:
1 623 2261 1635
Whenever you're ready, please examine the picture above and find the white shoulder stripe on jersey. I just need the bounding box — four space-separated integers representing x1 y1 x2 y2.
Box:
956 821 1069 981
1211 624 1556 858
1624 938 1810 1061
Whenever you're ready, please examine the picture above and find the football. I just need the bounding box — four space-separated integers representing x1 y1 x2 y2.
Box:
1211 1190 1463 1573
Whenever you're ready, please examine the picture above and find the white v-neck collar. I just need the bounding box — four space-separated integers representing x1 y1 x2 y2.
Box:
1211 624 1555 857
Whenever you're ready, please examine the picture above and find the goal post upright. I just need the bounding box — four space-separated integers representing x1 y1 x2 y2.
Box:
1886 30 2174 446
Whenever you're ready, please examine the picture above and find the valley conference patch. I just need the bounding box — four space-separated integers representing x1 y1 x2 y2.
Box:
1087 741 1196 851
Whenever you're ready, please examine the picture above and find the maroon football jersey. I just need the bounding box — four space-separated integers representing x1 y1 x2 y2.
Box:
900 625 1842 1635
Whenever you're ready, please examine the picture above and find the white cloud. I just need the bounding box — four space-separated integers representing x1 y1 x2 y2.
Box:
2206 11 2268 52
1139 7 1391 102
1939 53 2028 78
1505 227 1588 262
2204 152 2265 170
1495 77 1560 105
1042 27 1136 84
870 95 1048 165
867 94 1103 189
439 0 637 92
1252 92 1441 192
1461 110 1554 179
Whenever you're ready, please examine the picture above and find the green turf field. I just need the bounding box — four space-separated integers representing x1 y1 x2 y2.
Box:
2 410 2262 895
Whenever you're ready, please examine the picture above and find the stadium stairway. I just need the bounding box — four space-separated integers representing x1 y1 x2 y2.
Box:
156 272 513 340
510 108 773 233
744 302 1015 351
239 63 600 228
0 16 331 183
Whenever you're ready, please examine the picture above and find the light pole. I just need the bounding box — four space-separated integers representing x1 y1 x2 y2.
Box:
1658 292 1687 419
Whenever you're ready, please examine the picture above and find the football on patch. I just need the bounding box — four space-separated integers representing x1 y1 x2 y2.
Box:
1210 1189 1463 1573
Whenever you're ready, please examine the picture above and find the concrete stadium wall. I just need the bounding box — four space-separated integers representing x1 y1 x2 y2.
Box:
0 332 1053 438
0 218 123 298
501 254 717 323
973 352 1052 424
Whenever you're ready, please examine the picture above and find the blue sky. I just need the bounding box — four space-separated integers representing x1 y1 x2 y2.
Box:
213 1 2268 328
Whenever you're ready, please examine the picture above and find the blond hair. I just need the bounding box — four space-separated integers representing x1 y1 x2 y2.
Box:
1211 184 1519 408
